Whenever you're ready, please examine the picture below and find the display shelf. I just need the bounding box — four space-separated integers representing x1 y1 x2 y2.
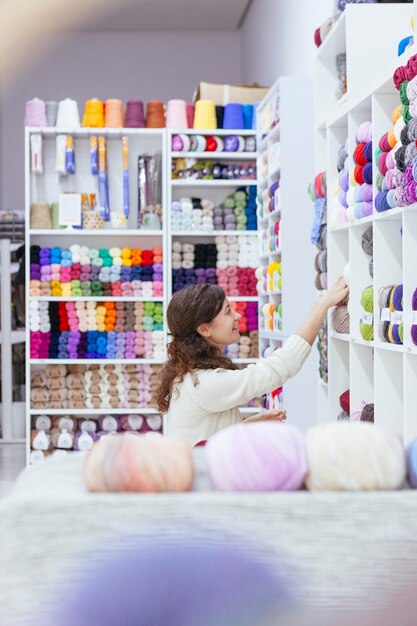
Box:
317 3 417 441
29 229 163 236
171 179 257 187
170 230 256 237
170 129 256 137
257 76 317 430
30 296 163 302
171 152 256 160
25 126 168 463
29 359 165 365
0 330 26 345
29 408 160 416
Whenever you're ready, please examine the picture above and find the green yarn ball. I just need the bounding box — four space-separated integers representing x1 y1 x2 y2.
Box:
360 286 374 341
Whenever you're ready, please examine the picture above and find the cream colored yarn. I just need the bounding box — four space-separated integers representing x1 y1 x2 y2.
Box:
305 421 406 491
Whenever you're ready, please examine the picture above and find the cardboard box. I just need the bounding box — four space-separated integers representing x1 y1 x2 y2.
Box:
193 81 269 106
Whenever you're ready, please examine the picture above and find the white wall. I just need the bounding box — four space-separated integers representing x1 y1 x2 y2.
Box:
240 0 334 84
1 30 242 212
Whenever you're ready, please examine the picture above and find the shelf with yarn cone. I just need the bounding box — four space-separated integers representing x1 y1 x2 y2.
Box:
170 129 256 137
29 359 165 365
29 296 163 302
171 230 256 237
29 230 163 237
27 127 165 138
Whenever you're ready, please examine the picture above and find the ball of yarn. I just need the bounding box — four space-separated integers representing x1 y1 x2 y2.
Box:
361 403 374 423
406 437 417 488
361 226 373 256
305 422 406 491
205 422 307 492
339 389 350 414
331 304 350 334
360 286 374 341
83 434 194 493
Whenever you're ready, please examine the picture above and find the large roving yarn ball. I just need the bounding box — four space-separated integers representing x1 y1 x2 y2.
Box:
305 422 406 491
83 433 195 493
205 422 306 492
406 437 417 488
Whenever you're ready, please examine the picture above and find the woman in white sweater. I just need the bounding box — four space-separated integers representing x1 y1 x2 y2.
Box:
158 280 348 446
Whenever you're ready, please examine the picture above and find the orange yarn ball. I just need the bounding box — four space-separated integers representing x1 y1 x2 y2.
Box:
83 434 195 493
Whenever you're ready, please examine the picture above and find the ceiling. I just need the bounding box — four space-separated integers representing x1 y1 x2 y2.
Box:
65 0 253 31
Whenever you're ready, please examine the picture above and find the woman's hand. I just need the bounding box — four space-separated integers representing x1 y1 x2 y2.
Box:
322 277 349 309
243 409 287 423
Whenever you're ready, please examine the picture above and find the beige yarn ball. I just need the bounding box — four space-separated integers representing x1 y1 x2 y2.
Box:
305 422 406 491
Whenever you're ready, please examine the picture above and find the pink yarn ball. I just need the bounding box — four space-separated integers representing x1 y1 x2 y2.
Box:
205 422 307 492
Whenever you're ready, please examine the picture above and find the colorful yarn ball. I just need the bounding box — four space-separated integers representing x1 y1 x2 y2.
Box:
305 422 406 491
205 422 307 492
83 434 194 493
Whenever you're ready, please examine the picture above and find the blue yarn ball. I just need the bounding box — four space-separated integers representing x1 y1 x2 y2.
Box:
407 438 417 488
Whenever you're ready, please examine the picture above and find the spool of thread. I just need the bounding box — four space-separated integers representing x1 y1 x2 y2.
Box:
124 101 145 128
215 105 224 129
193 100 217 130
45 101 58 127
186 103 195 128
223 103 244 130
166 100 188 129
82 99 104 128
242 104 254 130
146 101 165 128
25 98 47 127
105 99 124 128
56 99 81 128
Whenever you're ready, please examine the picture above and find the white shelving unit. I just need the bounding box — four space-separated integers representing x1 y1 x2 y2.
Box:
167 128 260 416
0 239 25 442
256 77 317 431
25 127 168 462
316 2 417 443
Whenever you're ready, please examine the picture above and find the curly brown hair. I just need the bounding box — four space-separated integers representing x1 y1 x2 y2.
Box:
156 284 238 413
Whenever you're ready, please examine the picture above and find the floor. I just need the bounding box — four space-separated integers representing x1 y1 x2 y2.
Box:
0 443 25 497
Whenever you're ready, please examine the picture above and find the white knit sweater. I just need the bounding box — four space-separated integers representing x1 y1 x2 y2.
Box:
164 334 311 446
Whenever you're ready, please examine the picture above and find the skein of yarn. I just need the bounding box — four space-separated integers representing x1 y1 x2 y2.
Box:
83 434 194 493
331 303 350 334
205 422 307 492
360 286 374 341
305 422 406 491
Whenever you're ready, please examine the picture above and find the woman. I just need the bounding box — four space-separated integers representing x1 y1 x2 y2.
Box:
157 279 348 446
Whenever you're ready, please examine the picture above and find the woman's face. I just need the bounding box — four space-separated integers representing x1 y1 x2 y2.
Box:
197 299 241 350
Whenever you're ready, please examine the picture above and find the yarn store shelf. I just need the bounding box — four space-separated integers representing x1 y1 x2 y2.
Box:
257 76 317 429
171 179 257 187
29 408 160 416
171 129 256 137
29 229 163 236
170 230 256 237
29 359 165 365
171 152 256 160
329 331 350 342
30 296 163 302
26 125 168 463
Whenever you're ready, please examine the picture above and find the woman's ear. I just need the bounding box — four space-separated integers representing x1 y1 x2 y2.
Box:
196 324 211 338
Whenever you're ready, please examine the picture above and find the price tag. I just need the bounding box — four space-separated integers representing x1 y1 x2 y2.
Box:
381 308 390 322
361 310 373 325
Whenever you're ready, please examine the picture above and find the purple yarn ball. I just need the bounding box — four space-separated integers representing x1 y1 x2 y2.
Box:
205 422 307 492
51 540 289 626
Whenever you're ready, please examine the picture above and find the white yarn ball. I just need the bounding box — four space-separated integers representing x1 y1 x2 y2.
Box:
305 422 406 491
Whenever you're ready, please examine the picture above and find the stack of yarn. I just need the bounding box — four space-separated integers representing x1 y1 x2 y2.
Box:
374 107 400 213
255 266 268 295
330 141 349 224
379 284 403 345
318 318 328 383
171 133 256 152
172 237 257 296
29 301 165 359
266 261 282 293
30 412 162 464
172 158 256 181
309 172 327 291
30 245 163 298
260 302 282 332
171 189 256 232
362 225 373 278
31 363 161 410
225 302 258 359
346 122 373 220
